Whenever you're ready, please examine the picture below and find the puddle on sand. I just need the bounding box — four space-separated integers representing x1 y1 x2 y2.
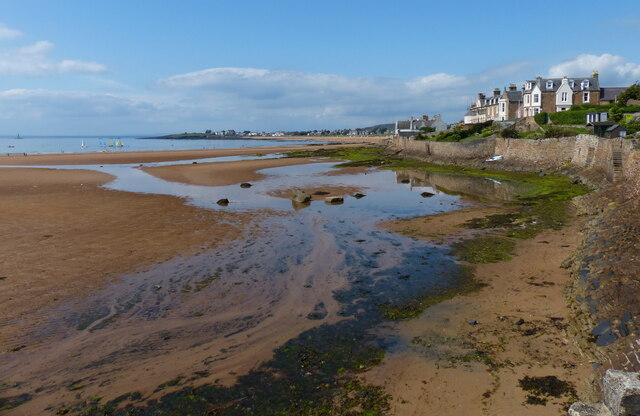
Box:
0 160 530 414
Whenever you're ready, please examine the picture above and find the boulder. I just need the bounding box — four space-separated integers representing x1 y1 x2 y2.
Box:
292 190 312 203
568 402 611 416
421 192 435 198
216 198 229 206
353 193 366 199
240 182 252 188
603 369 640 416
325 196 344 204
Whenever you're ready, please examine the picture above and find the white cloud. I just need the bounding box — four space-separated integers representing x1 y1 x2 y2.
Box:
156 67 475 128
0 23 23 40
548 54 640 85
0 40 107 76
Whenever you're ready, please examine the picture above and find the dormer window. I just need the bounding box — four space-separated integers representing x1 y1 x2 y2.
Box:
569 80 575 88
581 80 590 90
546 81 554 89
525 82 532 90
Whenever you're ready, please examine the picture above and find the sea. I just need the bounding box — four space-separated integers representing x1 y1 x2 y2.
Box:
0 135 321 155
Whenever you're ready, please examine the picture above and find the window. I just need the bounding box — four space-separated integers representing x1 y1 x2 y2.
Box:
546 81 554 89
533 94 539 103
501 103 506 112
583 92 590 103
561 92 568 102
581 80 590 90
569 80 575 89
525 95 530 104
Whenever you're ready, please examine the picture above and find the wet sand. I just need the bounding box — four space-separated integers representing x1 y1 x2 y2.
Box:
141 157 332 186
0 150 592 415
0 142 371 166
0 168 249 350
367 206 592 415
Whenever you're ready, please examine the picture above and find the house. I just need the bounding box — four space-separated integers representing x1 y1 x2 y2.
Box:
588 121 627 138
464 86 522 124
522 72 601 116
600 87 627 105
499 84 523 121
395 114 447 137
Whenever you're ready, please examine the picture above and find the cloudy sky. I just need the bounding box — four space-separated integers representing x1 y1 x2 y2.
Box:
1 0 639 135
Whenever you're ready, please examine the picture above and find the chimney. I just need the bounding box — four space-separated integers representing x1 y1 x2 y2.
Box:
592 70 599 80
509 84 517 91
493 88 501 97
422 114 429 121
478 92 485 100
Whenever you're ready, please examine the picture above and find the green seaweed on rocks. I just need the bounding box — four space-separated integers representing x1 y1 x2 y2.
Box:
452 237 516 264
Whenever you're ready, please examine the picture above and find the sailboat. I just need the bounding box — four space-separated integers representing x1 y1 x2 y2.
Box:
115 139 124 147
108 139 114 147
15 133 22 140
81 140 86 148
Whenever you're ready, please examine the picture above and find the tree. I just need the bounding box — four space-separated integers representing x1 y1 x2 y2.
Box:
611 83 640 122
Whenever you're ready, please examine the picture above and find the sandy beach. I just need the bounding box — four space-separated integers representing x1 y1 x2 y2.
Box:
366 205 592 415
0 146 593 415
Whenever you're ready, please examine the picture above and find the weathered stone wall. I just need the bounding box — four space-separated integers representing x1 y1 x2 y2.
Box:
389 135 640 186
494 136 576 168
389 137 494 161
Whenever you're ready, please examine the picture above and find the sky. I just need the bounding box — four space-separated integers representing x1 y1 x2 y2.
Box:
0 0 639 135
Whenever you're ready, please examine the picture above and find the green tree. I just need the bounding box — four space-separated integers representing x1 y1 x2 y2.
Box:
611 83 640 122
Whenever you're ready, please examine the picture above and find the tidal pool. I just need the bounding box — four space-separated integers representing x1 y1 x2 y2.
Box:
0 158 533 415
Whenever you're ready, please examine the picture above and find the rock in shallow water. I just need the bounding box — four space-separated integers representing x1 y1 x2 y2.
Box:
325 196 344 204
217 198 229 206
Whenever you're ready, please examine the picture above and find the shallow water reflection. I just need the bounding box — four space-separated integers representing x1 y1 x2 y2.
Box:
0 158 528 412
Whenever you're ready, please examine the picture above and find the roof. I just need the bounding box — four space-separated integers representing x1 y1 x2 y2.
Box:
600 87 627 101
505 90 522 102
524 77 600 92
396 120 411 129
606 124 625 132
588 121 615 127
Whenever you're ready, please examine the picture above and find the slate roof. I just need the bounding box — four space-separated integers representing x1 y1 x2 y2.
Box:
600 87 627 102
505 90 522 102
524 77 600 93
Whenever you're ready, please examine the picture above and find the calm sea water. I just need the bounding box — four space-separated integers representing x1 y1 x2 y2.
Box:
0 135 320 154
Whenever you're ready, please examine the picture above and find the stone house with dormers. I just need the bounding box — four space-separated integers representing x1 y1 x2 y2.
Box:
464 85 523 124
522 72 601 116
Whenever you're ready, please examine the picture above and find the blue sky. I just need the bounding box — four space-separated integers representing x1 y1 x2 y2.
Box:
0 0 639 135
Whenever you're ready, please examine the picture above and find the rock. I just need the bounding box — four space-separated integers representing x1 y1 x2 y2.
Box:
240 183 252 188
561 257 574 269
353 193 366 199
192 161 198 164
292 190 312 204
0 276 6 281
400 179 410 184
603 369 640 416
313 191 329 195
568 402 611 416
592 320 612 336
515 318 525 326
325 196 344 204
468 319 478 325
421 192 435 198
596 331 618 347
216 198 229 206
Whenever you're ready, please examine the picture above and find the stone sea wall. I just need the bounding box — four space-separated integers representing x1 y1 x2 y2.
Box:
389 135 640 187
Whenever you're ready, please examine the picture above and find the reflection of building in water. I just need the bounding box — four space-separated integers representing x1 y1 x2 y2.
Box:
395 170 531 201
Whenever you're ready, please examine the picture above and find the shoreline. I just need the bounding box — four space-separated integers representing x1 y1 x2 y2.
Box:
0 142 377 166
367 201 593 414
0 144 604 415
